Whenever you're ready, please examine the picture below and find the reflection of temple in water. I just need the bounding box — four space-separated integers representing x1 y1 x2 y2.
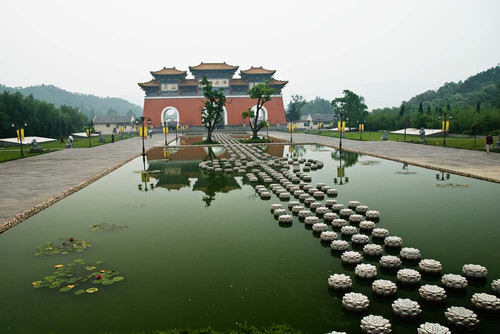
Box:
144 144 284 205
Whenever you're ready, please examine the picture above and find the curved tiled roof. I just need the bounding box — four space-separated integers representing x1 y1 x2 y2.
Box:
240 66 276 75
138 79 160 87
150 67 187 76
230 79 249 86
189 62 239 71
268 79 289 86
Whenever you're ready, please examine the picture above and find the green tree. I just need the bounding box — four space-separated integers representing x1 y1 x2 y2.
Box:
242 81 275 139
331 90 368 130
286 95 306 121
106 108 118 117
200 77 226 143
418 102 423 113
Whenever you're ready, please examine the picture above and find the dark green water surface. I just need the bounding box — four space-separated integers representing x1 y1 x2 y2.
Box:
0 144 499 334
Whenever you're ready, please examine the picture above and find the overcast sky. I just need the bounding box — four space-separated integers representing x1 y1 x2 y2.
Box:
1 0 499 110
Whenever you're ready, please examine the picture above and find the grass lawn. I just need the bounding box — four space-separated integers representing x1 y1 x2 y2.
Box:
293 129 498 152
0 134 136 163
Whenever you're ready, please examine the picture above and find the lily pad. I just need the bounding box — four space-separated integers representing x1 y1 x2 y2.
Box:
89 223 128 232
33 260 124 296
95 260 104 265
74 289 86 295
35 238 91 256
86 287 98 294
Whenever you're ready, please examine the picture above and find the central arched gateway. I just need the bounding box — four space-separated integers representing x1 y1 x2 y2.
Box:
161 106 180 125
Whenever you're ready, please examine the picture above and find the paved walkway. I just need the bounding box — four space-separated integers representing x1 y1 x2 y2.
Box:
0 136 165 228
269 131 500 182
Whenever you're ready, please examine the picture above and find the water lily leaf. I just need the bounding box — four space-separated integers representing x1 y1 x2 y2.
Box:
85 266 96 271
95 260 104 265
74 289 86 295
86 287 98 294
102 280 114 286
112 277 125 282
92 280 102 284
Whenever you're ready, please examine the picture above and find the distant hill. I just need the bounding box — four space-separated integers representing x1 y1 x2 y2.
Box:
404 65 500 109
0 84 142 119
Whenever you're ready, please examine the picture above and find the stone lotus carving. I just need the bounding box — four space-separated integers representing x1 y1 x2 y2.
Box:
260 192 272 199
441 274 468 289
444 306 479 330
292 205 305 213
372 228 389 238
471 293 500 311
372 279 397 296
341 251 363 264
278 215 292 223
304 216 319 225
384 236 403 247
349 214 364 223
328 273 352 290
325 199 337 207
298 210 312 218
359 221 375 230
419 284 446 302
492 279 500 294
331 240 350 251
400 247 421 260
355 263 377 279
462 264 487 278
392 298 421 318
363 244 382 256
323 213 339 221
304 197 315 205
273 209 287 217
278 192 290 199
360 315 391 334
270 204 283 212
331 204 345 211
352 233 370 245
326 332 347 334
417 322 451 334
342 292 369 311
339 208 354 217
293 190 305 197
419 259 442 274
309 202 322 209
299 193 309 201
356 205 369 214
331 218 348 227
365 210 380 219
313 191 325 198
397 269 421 284
341 226 357 235
320 231 337 241
316 206 330 215
312 223 328 232
288 201 300 209
348 200 361 208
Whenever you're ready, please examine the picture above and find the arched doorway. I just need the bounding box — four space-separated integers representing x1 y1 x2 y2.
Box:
251 105 268 123
203 107 228 128
161 107 180 128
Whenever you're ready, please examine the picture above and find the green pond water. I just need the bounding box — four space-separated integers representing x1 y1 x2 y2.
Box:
0 143 499 334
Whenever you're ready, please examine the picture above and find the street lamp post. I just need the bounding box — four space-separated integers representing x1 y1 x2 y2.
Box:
333 150 349 185
334 114 348 151
357 120 366 140
163 121 168 146
84 122 94 147
11 122 27 157
289 122 293 142
435 171 451 182
135 116 151 158
438 109 452 147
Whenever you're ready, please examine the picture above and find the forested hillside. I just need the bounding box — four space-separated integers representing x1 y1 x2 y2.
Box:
367 65 500 134
0 84 142 119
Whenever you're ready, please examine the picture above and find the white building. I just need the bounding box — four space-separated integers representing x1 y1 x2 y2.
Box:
93 116 136 135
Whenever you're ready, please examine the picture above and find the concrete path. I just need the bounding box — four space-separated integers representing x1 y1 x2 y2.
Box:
0 136 165 228
269 131 500 182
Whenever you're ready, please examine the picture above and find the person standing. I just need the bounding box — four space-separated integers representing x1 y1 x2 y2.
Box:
485 133 493 153
111 134 115 143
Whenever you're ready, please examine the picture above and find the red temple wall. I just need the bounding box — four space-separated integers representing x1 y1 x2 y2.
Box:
142 96 287 126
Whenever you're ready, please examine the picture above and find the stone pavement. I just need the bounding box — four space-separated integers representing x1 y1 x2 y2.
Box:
0 136 165 228
268 131 500 182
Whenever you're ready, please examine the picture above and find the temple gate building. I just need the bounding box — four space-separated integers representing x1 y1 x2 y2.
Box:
138 62 288 127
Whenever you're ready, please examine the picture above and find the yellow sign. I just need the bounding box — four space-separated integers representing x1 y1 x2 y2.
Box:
277 122 280 127
359 124 364 131
16 129 25 141
141 171 150 182
176 125 179 131
446 121 450 131
119 126 124 133
138 126 148 137
289 145 295 153
162 126 168 134
338 121 341 132
337 167 345 177
442 121 450 131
